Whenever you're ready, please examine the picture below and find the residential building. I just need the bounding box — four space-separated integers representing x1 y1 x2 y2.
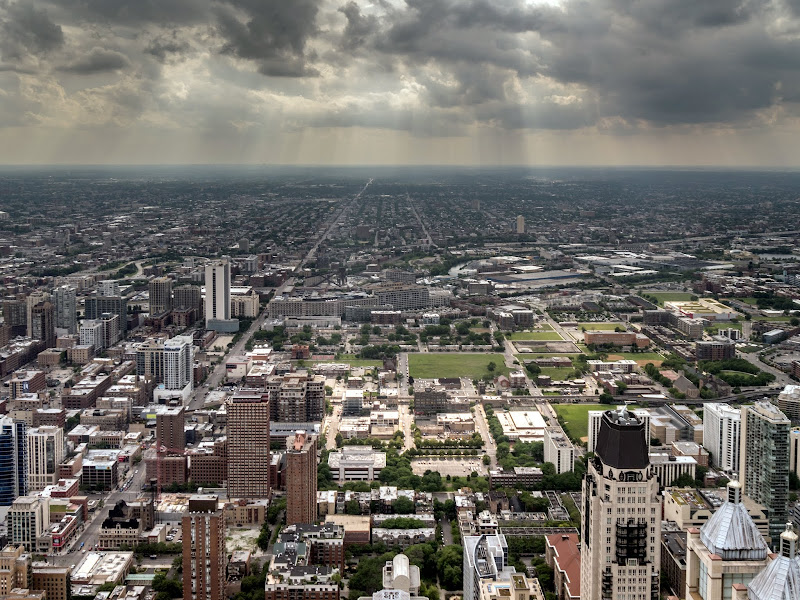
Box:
26 426 64 492
266 372 325 423
205 259 238 332
135 337 165 382
777 384 800 425
79 320 104 351
182 495 226 600
543 427 575 474
587 409 650 453
740 401 791 543
463 534 513 600
516 215 525 234
174 285 202 312
703 403 741 473
660 531 687 599
695 339 736 361
156 406 185 452
0 417 27 505
685 481 770 600
545 534 580 600
85 295 128 334
52 286 77 334
149 277 173 317
580 408 660 600
791 428 800 480
31 565 70 600
226 392 271 498
286 432 317 526
0 545 30 595
163 335 194 392
648 452 697 487
9 371 45 400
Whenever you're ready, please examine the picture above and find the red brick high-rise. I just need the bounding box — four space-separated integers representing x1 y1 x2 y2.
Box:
182 494 225 600
286 431 317 526
226 391 270 498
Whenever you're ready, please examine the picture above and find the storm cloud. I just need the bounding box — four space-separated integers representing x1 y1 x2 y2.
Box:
1 0 800 164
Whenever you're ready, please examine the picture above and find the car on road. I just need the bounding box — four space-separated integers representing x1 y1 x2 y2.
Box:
150 554 158 559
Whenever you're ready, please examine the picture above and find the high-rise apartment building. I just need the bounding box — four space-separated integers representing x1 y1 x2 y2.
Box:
790 428 800 480
702 403 741 473
30 302 55 348
580 408 661 600
587 409 650 453
740 401 791 543
205 259 238 332
85 295 128 334
0 417 27 506
286 431 317 526
136 337 165 382
164 335 194 392
516 215 525 234
226 392 271 498
174 284 202 311
149 277 173 317
182 494 225 600
463 533 513 600
2 298 27 337
52 286 77 334
543 427 575 474
26 426 64 492
157 406 186 452
266 372 326 423
97 280 119 297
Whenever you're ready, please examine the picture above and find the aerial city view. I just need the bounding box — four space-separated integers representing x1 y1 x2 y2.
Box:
2 2 800 600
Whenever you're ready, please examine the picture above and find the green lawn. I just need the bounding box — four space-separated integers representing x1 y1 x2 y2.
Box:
643 292 695 306
510 331 563 341
538 323 554 331
408 353 510 379
539 367 575 381
554 404 607 440
554 403 640 440
579 323 627 331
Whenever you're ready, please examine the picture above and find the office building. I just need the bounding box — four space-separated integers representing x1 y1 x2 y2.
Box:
740 401 791 543
286 431 317 526
227 392 271 498
516 215 525 234
52 286 77 334
0 417 27 506
702 403 741 473
85 295 128 334
182 494 226 600
9 496 49 552
157 406 185 452
463 533 513 600
79 320 104 350
580 408 660 600
98 280 120 297
163 335 194 392
205 259 238 332
149 277 173 317
266 372 326 423
26 426 64 492
31 565 70 600
543 427 575 474
136 337 165 382
0 545 30 595
685 481 769 600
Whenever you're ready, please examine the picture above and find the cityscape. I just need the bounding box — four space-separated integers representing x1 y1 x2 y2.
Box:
0 166 795 600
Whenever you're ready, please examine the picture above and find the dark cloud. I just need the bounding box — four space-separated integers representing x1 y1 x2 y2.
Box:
144 33 192 63
338 1 378 51
0 2 64 61
59 48 131 75
215 0 321 77
46 0 212 26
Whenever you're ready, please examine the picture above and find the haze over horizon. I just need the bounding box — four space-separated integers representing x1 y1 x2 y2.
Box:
2 0 800 166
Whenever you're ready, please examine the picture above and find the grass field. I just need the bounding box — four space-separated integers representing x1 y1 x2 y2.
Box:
554 403 640 440
579 323 627 331
311 359 383 368
510 331 563 341
408 353 510 379
539 367 575 381
645 292 695 305
538 323 554 331
607 352 664 367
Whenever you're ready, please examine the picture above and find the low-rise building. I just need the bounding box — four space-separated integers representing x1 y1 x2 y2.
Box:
328 447 386 481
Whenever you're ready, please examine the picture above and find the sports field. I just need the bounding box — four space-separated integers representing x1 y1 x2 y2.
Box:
408 353 510 379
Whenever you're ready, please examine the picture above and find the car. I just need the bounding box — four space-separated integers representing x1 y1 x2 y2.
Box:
150 554 158 559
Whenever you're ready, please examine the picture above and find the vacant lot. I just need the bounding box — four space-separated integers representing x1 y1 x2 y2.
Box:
644 292 695 305
408 353 510 379
578 323 626 331
607 352 664 366
539 367 575 381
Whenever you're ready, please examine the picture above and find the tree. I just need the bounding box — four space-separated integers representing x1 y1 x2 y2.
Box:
487 361 496 373
599 392 614 404
393 496 415 514
436 545 464 590
482 455 491 465
345 499 361 515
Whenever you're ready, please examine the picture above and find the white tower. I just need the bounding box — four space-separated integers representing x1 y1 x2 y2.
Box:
580 407 661 600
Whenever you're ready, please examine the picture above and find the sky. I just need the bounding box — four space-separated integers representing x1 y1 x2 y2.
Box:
2 0 800 166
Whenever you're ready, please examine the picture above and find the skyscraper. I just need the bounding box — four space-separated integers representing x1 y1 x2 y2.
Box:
702 403 741 473
182 494 225 600
163 335 194 392
149 277 173 317
740 401 791 543
85 295 128 334
174 285 202 311
25 292 49 338
286 431 317 526
580 408 660 600
26 426 64 492
463 533 513 600
0 417 27 506
226 392 271 499
205 259 238 332
515 215 525 234
156 406 185 452
52 285 77 334
30 301 55 348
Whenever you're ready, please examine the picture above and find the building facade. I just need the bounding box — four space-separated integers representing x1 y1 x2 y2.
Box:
182 495 226 600
286 432 318 526
26 427 64 492
702 403 741 473
0 417 27 506
226 392 271 498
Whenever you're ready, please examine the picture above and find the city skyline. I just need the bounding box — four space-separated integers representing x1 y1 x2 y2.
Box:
1 0 800 166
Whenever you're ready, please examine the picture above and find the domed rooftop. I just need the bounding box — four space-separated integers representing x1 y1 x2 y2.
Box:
747 523 800 600
699 480 768 561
